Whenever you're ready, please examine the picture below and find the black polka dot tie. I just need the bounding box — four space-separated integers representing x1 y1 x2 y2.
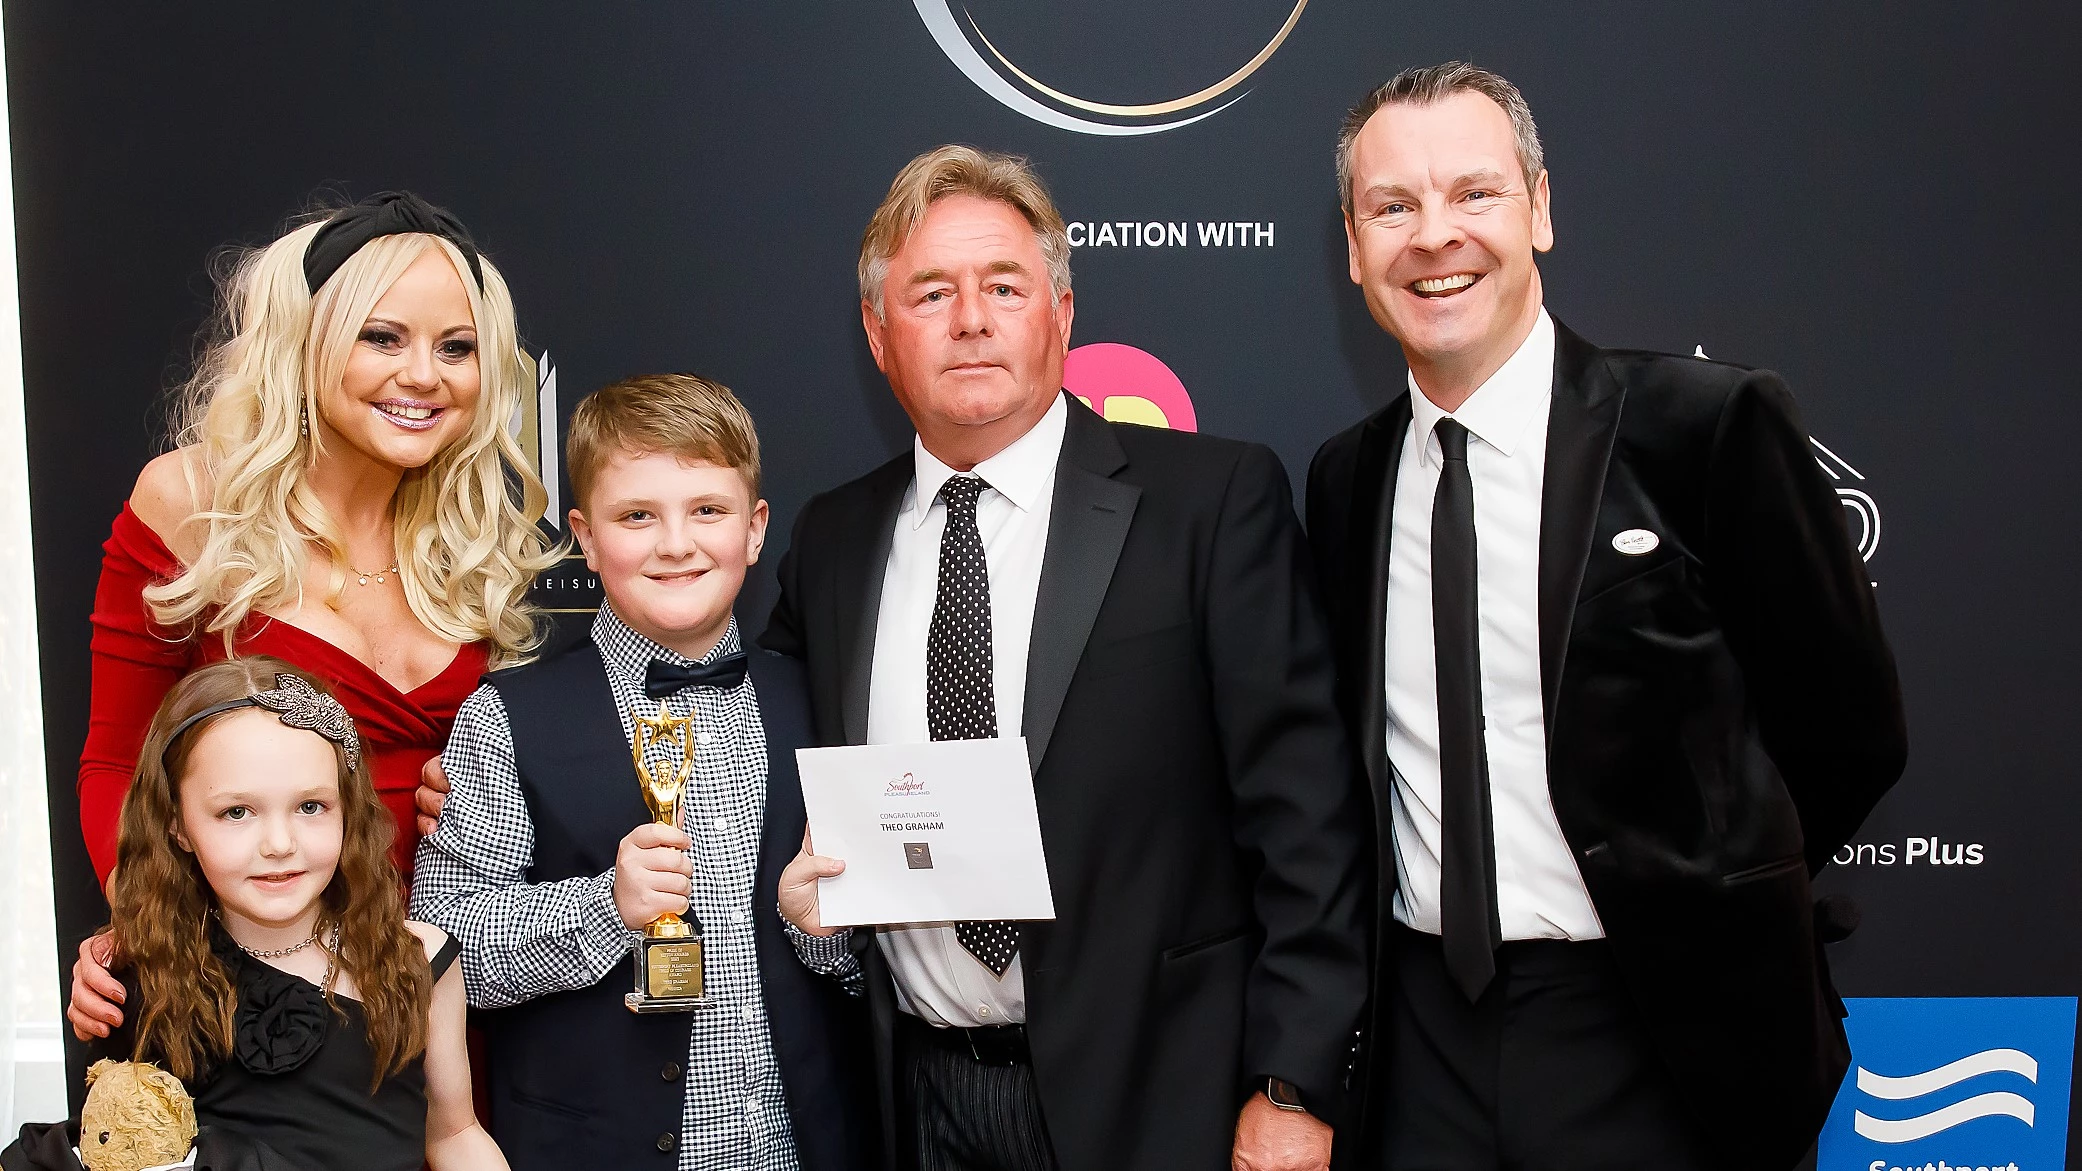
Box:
929 475 1021 978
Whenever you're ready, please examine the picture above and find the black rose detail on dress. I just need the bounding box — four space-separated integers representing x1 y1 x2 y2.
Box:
233 964 329 1075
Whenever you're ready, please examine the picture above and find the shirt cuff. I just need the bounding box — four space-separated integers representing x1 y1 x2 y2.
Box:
781 912 853 973
582 870 635 955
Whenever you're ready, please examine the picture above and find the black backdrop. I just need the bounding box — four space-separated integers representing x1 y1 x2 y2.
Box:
10 1 2081 1159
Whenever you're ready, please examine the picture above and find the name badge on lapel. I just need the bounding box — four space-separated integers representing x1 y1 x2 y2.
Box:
1612 529 1660 556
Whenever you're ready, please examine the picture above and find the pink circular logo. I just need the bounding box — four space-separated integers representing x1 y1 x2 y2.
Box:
1063 343 1197 432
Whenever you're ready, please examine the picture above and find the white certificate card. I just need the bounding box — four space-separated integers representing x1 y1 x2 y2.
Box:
795 737 1055 927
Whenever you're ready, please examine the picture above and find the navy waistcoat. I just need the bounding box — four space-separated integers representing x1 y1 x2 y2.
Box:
482 638 873 1171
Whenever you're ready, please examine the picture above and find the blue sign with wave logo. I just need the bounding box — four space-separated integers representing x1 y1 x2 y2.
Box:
1820 997 2076 1170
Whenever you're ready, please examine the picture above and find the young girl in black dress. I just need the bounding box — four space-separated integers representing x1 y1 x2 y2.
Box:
97 656 504 1171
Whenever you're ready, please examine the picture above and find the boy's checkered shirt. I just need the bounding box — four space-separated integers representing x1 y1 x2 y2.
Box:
411 605 799 1171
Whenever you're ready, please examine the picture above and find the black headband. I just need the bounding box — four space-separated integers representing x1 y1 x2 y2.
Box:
163 673 363 773
302 191 485 295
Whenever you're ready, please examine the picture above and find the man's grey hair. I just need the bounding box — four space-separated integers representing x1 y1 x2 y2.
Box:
1336 62 1545 215
858 145 1072 321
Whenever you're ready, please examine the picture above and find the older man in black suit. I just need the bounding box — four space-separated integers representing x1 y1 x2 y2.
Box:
769 145 1370 1171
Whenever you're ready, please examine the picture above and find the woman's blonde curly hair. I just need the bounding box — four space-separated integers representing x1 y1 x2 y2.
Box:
144 213 556 666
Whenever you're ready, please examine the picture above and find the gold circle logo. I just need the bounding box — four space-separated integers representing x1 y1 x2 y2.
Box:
915 0 1310 136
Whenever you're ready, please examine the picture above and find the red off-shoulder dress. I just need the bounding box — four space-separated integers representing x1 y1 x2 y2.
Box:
79 503 488 886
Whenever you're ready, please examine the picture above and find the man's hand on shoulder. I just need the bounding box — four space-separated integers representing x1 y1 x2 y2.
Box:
1232 1092 1331 1171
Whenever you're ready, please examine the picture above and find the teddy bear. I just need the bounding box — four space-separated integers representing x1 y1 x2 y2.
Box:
73 1060 196 1171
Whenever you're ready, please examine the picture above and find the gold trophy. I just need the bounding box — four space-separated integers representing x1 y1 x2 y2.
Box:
624 706 707 1013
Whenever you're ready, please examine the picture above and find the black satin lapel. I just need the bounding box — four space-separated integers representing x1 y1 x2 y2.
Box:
838 462 907 746
1022 401 1138 771
1350 396 1411 795
1537 325 1624 733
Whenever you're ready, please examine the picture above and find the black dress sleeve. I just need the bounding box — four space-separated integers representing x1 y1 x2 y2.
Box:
428 934 463 982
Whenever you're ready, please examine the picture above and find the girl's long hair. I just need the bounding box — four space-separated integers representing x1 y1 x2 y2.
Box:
111 656 430 1087
143 213 555 666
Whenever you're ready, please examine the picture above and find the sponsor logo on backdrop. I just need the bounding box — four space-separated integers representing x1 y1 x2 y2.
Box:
1818 997 2075 1170
1063 343 1197 431
1833 838 1987 867
915 0 1309 136
1813 435 1882 564
1696 345 1881 573
512 349 601 613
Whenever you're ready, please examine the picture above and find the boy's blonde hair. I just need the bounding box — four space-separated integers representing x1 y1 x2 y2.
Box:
566 373 761 510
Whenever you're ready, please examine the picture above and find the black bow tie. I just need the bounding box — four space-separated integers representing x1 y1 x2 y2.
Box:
643 652 748 699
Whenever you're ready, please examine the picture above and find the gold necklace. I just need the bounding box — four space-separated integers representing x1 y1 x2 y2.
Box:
349 560 401 586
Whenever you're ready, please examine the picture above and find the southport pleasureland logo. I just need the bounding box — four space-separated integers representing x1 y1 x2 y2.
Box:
1818 997 2076 1171
915 0 1309 136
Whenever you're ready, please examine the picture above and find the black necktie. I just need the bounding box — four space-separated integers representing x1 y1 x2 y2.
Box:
927 476 1021 978
643 651 748 699
1433 419 1501 1001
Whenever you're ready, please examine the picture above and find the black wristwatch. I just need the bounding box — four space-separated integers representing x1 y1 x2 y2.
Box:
1265 1077 1308 1113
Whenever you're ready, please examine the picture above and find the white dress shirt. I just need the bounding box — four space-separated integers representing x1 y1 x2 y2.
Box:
866 392 1068 1026
1383 309 1604 941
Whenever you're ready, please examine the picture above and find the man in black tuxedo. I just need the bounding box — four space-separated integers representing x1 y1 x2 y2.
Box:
1306 64 1907 1170
766 145 1369 1171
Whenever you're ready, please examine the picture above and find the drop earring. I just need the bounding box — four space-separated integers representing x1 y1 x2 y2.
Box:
300 407 309 438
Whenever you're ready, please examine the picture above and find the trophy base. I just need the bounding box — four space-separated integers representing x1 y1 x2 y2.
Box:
626 933 706 1014
625 991 708 1014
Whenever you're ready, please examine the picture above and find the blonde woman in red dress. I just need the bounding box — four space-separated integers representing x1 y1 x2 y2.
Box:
69 192 555 1041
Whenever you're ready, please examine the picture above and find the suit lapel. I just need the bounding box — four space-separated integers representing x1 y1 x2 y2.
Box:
833 457 908 747
1022 397 1139 772
1537 322 1625 734
748 651 809 902
1350 396 1412 796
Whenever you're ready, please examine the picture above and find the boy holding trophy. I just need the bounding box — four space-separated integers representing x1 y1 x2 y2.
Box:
411 374 871 1170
